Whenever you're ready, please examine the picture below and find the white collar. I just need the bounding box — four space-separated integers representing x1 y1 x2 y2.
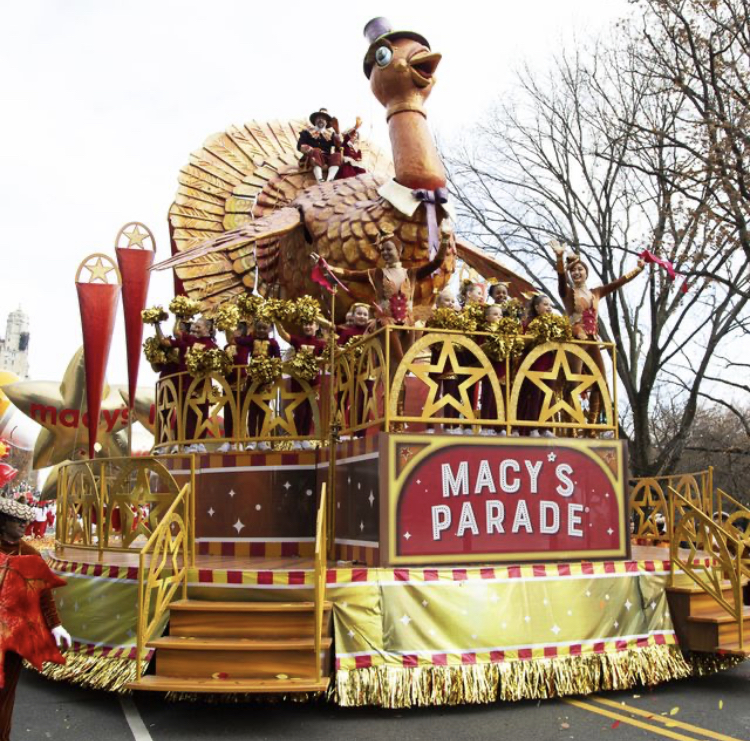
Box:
377 179 456 221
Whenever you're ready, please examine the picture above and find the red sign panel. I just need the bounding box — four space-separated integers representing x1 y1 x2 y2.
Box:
383 435 628 565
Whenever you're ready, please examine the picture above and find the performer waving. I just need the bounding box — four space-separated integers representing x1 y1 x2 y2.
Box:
552 241 645 431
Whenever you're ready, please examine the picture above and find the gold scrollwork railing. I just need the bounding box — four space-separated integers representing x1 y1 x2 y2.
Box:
669 486 746 651
155 367 322 449
629 469 713 545
135 482 191 677
56 456 194 561
314 485 327 683
344 325 618 437
152 325 618 447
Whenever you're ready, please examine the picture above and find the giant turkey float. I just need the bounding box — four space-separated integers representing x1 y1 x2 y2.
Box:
6 16 747 707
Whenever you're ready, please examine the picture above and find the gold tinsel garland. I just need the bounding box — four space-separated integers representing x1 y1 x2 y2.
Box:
141 306 169 325
169 295 200 320
335 644 694 709
215 303 241 332
30 654 141 694
247 356 283 386
527 313 573 343
143 337 178 366
482 317 525 362
285 347 320 381
185 346 232 378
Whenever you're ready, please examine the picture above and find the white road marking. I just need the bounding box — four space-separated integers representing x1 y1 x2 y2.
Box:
119 697 154 741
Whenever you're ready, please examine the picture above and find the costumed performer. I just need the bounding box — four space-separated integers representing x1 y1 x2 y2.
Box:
552 241 645 433
275 319 327 450
218 320 250 453
315 222 453 378
337 303 373 436
242 318 281 452
297 108 342 183
425 289 462 434
0 497 70 741
479 303 508 437
517 294 557 438
337 118 366 180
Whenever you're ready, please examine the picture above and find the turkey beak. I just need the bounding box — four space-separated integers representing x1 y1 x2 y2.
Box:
409 51 441 88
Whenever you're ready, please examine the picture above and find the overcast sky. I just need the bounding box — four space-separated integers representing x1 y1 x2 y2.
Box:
0 0 630 387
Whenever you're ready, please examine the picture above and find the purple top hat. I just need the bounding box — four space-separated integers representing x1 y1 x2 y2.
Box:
362 17 430 78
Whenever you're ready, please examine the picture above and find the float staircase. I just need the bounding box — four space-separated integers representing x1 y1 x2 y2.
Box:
129 599 334 694
667 579 750 656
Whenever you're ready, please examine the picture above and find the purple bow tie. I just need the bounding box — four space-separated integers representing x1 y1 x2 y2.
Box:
412 188 450 259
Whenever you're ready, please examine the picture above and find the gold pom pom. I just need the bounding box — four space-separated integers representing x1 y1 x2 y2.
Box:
482 317 525 361
527 313 573 343
247 356 282 387
285 346 320 381
169 296 200 320
236 294 264 319
292 296 322 325
458 303 485 332
185 346 232 378
426 308 463 330
141 306 169 325
215 304 241 332
501 298 524 321
143 337 177 366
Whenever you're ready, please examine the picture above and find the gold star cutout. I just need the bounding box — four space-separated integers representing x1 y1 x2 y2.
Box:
523 348 598 424
410 340 487 421
123 225 148 248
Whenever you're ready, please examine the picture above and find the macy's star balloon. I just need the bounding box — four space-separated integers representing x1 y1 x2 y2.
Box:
0 370 38 451
1 348 130 469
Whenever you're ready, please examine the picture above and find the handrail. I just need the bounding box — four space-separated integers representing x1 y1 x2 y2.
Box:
314 485 327 683
135 482 191 678
669 486 745 650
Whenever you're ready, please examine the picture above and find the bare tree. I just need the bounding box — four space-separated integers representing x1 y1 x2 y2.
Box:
446 29 749 476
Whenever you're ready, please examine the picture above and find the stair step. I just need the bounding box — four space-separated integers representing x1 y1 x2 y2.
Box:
128 674 331 694
711 641 750 657
149 636 331 652
667 579 743 595
170 600 332 613
688 606 750 625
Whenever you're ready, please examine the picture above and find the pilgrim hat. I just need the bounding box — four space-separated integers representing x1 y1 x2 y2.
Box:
309 108 334 126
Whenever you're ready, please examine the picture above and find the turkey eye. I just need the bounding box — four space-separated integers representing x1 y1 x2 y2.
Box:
375 46 393 67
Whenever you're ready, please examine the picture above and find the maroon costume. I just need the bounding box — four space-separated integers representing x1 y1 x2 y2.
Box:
241 336 281 438
516 318 555 432
336 133 366 180
289 334 327 436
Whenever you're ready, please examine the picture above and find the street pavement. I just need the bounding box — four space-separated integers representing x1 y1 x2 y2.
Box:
11 659 750 740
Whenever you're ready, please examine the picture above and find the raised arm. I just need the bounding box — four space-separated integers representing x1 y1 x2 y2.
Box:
415 222 455 280
551 240 568 300
596 259 646 299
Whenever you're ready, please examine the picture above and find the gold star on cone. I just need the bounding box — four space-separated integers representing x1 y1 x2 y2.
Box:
1 348 130 469
123 225 148 248
86 256 116 283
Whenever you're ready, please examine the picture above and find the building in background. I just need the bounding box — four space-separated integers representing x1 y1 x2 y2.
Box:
0 306 30 379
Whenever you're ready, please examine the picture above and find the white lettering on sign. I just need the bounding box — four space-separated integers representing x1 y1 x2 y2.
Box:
474 460 497 494
524 460 543 494
539 501 560 534
486 500 505 534
556 464 574 497
568 503 584 537
500 460 521 493
432 505 452 540
456 501 480 536
442 462 468 497
511 499 533 533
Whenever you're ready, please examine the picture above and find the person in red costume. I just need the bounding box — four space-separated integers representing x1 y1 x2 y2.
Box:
552 241 645 433
240 318 281 452
218 320 249 454
336 119 366 180
297 108 342 183
336 303 373 436
276 319 327 450
0 497 70 741
516 294 558 437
